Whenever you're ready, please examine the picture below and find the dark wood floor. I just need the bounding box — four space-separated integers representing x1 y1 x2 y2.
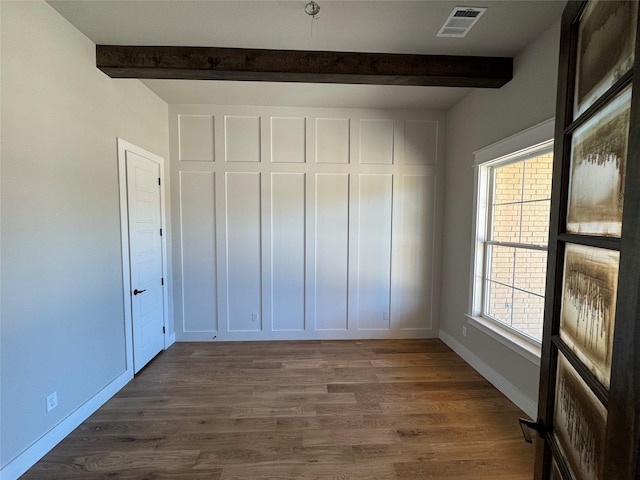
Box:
22 339 535 479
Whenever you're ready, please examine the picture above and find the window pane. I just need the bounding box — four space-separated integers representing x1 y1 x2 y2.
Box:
523 153 554 201
488 245 514 286
493 162 524 205
491 203 521 243
478 145 552 345
486 281 513 325
520 200 550 245
514 248 548 296
511 290 545 341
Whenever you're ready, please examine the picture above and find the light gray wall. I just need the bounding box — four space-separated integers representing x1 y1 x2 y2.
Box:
1 1 169 468
440 20 561 408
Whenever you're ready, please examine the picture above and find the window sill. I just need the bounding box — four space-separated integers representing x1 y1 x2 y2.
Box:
464 314 541 367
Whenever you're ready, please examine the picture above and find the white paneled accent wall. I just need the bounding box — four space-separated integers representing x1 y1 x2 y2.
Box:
171 106 444 341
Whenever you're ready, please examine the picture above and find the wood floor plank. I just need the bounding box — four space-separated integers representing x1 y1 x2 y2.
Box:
302 427 401 447
219 462 399 480
194 444 355 469
21 339 534 479
328 379 491 394
76 417 278 435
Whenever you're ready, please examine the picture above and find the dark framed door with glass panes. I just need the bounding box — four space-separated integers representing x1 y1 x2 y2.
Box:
525 1 640 479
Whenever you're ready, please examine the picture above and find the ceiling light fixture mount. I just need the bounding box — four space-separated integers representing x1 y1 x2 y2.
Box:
305 1 320 18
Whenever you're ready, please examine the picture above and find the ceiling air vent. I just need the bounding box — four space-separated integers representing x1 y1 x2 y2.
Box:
437 7 487 38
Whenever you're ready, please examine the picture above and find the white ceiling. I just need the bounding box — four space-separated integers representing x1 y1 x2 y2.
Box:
48 0 566 109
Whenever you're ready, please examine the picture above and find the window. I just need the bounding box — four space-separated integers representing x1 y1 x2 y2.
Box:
470 120 554 352
483 151 553 341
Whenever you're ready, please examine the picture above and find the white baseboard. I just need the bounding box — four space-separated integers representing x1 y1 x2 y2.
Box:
439 330 537 419
175 329 438 342
0 369 132 480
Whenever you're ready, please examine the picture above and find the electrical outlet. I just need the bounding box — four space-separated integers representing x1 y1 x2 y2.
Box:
462 326 468 337
46 392 57 412
251 313 258 323
383 310 390 321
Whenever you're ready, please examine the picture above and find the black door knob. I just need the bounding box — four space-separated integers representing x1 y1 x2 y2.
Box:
133 289 146 295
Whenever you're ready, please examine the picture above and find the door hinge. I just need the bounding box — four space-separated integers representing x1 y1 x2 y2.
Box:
161 277 164 286
163 326 166 334
158 177 161 186
160 228 163 236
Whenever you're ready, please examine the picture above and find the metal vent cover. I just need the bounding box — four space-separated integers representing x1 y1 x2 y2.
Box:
437 7 487 38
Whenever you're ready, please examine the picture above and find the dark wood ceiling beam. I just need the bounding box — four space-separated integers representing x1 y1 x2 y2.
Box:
96 45 513 88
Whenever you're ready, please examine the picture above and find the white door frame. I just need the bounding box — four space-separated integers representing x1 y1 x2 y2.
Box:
117 138 172 375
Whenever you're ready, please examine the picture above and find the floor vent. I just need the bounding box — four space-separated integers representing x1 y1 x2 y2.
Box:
437 6 487 38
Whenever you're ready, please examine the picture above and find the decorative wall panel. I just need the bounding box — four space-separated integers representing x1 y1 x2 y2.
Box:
179 171 217 332
225 172 262 331
225 115 261 163
314 173 350 331
271 173 306 331
316 118 350 164
360 119 394 165
271 117 306 164
178 115 214 162
357 174 393 329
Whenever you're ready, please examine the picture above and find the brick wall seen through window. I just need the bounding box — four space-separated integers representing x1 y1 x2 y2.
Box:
483 152 553 341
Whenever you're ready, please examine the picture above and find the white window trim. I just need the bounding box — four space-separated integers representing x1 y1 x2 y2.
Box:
469 118 555 366
465 314 542 366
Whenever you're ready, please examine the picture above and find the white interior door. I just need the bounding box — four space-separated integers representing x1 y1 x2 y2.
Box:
126 151 165 373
